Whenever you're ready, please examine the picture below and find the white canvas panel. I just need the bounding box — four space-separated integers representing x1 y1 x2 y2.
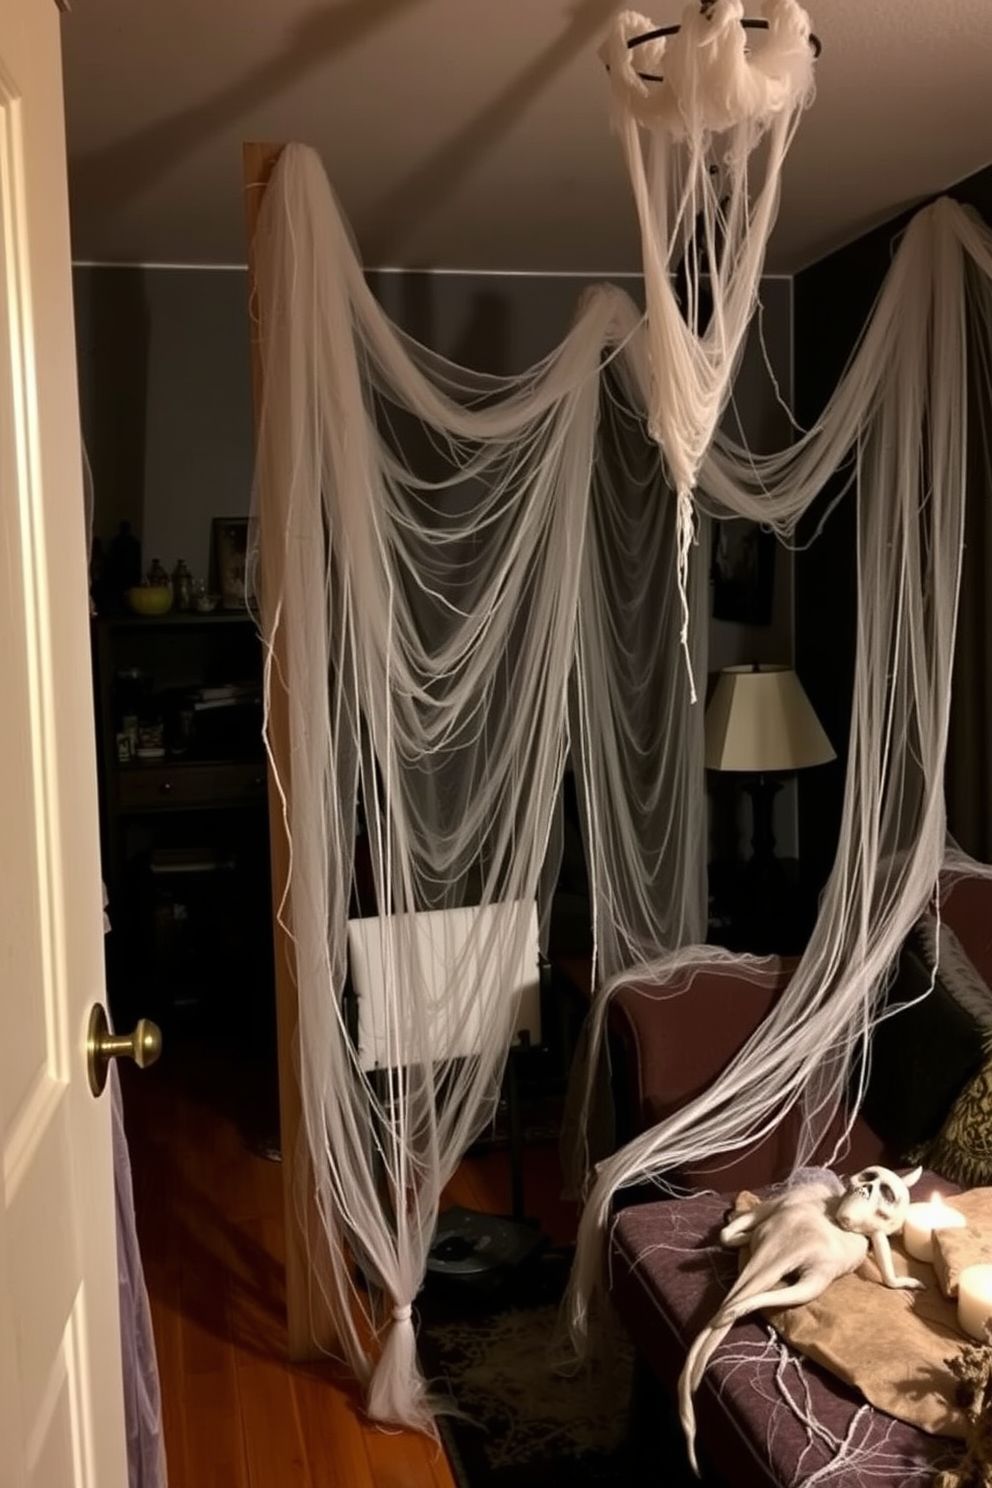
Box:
346 901 541 1071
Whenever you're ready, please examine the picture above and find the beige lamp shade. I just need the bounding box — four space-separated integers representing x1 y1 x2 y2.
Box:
704 664 836 774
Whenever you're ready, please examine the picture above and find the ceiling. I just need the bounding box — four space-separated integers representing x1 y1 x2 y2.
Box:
60 0 992 276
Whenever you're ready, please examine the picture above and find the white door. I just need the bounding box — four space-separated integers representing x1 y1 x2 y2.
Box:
0 2 128 1485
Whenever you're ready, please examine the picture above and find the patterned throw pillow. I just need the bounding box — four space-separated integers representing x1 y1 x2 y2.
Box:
919 1035 992 1187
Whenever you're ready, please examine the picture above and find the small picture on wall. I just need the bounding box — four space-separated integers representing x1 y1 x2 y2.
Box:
711 518 776 626
212 517 249 610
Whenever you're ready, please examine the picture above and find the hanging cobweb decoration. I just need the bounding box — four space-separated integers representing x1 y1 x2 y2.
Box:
600 0 816 686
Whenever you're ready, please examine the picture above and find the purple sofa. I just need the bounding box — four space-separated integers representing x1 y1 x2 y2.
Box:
586 874 992 1485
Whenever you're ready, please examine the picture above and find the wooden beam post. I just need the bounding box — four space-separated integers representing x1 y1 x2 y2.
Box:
242 141 338 1360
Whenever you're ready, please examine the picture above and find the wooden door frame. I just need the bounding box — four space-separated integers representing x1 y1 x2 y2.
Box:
242 142 337 1359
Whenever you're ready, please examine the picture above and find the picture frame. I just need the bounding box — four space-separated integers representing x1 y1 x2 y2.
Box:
711 518 776 626
211 517 249 611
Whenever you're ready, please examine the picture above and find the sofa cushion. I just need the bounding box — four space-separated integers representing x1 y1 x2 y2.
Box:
940 872 992 991
917 904 992 1027
859 905 992 1158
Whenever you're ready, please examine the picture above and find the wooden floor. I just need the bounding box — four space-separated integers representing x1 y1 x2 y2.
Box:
119 1031 579 1488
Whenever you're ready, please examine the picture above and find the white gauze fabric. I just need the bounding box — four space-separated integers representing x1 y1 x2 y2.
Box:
246 90 992 1445
248 142 708 1430
566 195 992 1351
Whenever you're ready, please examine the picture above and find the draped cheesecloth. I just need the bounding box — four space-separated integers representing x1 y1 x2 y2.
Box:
599 1 815 685
246 0 992 1435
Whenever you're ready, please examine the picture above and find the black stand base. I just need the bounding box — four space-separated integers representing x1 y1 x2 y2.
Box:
426 1206 546 1290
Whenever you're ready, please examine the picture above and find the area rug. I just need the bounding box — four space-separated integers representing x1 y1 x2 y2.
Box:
417 1247 637 1488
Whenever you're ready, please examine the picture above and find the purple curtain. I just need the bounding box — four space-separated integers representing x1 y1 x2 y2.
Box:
104 878 168 1488
111 1064 168 1487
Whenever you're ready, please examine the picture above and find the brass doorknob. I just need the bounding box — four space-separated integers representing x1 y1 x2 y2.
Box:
86 1003 163 1097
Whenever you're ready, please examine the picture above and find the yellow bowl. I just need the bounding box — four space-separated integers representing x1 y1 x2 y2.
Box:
126 585 173 616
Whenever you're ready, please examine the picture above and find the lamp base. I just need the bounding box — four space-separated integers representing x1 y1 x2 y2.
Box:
743 773 784 884
708 772 818 954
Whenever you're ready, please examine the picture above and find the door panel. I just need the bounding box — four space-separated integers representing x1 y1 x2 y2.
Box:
0 3 127 1485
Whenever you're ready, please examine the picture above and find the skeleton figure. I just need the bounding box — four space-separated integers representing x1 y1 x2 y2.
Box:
678 1165 923 1476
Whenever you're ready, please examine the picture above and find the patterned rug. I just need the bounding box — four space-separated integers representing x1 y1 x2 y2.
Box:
417 1246 637 1488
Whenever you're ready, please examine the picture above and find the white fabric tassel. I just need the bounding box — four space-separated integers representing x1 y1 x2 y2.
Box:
366 1301 431 1434
251 141 703 1434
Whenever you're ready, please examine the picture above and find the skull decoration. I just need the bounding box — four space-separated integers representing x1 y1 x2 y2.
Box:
834 1164 922 1236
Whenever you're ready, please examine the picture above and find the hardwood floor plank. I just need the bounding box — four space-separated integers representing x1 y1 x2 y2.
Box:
291 1365 378 1488
228 1212 312 1488
177 1240 251 1486
180 1248 237 1373
180 1361 251 1488
234 1344 314 1488
363 1427 450 1488
142 1268 190 1487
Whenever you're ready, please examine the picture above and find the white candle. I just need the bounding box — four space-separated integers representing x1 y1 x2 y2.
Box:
901 1194 966 1263
959 1264 992 1341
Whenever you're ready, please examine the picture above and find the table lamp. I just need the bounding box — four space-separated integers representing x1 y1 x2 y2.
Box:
704 663 835 880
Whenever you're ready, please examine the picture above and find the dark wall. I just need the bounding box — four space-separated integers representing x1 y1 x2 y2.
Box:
73 265 255 590
74 266 642 590
367 270 641 374
794 163 992 893
74 263 792 647
711 277 794 676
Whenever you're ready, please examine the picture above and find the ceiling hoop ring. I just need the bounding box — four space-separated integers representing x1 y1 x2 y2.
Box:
625 14 822 84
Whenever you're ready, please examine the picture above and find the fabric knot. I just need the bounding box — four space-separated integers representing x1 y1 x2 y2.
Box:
392 1303 412 1323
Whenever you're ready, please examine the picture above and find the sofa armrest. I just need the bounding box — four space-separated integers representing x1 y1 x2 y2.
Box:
606 957 886 1191
606 958 795 1142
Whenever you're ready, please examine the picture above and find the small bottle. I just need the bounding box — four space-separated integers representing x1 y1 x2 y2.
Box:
172 558 193 611
147 558 169 589
106 520 142 606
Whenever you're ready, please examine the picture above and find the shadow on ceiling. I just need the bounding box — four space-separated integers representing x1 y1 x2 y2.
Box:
362 0 619 265
68 0 429 220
